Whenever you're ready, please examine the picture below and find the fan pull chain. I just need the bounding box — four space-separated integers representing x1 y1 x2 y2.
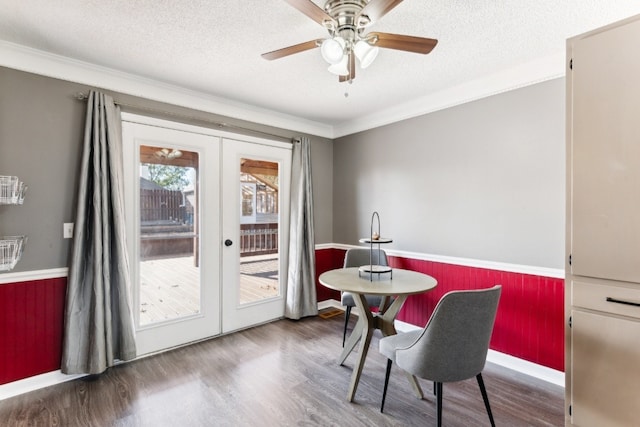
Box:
344 80 353 98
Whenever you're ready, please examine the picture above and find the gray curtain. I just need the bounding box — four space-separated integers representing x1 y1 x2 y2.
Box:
61 91 136 374
285 137 317 319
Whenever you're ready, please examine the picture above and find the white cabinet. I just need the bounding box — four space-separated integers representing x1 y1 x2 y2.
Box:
566 14 640 426
571 308 640 426
570 279 640 426
570 16 640 284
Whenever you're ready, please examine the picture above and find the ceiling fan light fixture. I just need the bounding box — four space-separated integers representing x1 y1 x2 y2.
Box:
154 148 169 158
320 36 346 64
167 149 182 159
328 55 349 76
154 148 183 160
354 40 379 69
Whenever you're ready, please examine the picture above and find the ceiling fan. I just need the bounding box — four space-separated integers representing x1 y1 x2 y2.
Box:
261 0 438 83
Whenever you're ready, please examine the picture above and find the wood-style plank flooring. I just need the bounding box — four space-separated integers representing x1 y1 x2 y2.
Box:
0 312 564 426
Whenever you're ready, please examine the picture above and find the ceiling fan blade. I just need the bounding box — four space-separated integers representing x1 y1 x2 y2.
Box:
283 0 335 26
339 51 356 82
359 0 404 23
369 32 438 54
261 39 323 60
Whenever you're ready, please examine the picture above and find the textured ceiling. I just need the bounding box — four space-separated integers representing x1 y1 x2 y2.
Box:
1 0 639 136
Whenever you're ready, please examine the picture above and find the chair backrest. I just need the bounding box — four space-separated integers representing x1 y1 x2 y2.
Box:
395 285 502 383
343 248 388 268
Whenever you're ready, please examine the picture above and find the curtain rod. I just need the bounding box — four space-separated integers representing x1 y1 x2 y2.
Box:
74 92 293 142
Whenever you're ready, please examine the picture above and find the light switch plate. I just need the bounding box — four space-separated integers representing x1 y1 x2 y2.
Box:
63 223 74 239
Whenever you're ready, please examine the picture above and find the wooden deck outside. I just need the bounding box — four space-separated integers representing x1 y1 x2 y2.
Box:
139 254 279 325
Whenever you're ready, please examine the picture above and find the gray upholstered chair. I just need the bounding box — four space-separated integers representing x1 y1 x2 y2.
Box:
341 248 391 346
379 285 502 427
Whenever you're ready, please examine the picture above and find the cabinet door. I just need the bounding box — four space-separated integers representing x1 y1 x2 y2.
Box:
570 18 640 282
571 310 640 426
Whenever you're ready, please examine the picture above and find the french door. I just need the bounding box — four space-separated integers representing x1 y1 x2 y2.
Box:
122 116 291 356
122 121 221 355
221 138 291 333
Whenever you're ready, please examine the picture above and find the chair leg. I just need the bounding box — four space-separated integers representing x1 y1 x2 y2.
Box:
435 382 443 427
380 359 392 413
342 306 352 347
476 373 496 427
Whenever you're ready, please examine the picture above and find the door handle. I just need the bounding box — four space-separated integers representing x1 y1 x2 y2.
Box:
224 239 233 247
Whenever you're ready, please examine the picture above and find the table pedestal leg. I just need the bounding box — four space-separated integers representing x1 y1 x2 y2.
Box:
343 293 374 402
338 292 424 401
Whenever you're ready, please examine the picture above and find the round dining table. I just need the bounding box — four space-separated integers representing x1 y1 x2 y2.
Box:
319 267 437 402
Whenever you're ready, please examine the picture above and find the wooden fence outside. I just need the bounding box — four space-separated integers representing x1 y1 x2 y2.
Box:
140 188 277 257
140 188 190 225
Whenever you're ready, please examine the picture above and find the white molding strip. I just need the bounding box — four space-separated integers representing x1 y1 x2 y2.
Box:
0 41 333 139
314 243 335 250
0 370 85 401
332 51 567 138
318 244 564 279
0 268 68 285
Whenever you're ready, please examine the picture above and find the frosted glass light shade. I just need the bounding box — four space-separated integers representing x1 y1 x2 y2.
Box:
354 40 379 69
328 55 349 76
321 37 346 64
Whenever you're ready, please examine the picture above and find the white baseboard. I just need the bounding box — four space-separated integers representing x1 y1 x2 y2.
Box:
485 349 564 387
0 370 85 401
318 299 342 311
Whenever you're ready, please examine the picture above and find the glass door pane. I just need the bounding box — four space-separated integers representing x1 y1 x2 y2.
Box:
239 160 280 305
138 145 200 326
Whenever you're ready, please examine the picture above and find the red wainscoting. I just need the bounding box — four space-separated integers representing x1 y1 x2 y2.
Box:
315 248 565 372
0 277 67 385
315 247 344 302
0 247 562 386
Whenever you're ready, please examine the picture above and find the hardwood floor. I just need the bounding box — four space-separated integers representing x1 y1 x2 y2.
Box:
0 313 564 426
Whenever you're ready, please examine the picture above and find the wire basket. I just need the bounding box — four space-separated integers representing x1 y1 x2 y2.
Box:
0 236 27 272
0 175 28 204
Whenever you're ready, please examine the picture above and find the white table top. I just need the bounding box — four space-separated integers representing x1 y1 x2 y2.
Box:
319 267 437 296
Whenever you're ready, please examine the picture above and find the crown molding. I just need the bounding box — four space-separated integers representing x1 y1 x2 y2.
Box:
332 51 567 138
0 41 334 139
0 40 566 140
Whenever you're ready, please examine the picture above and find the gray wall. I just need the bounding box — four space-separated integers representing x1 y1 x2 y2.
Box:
333 78 565 269
0 66 333 273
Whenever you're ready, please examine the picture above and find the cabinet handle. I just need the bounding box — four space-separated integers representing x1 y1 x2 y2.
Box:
606 297 640 308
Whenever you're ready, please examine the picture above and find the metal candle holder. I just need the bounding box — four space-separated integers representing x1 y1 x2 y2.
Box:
358 211 393 281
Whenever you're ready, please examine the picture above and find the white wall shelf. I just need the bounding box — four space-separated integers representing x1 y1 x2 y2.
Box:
0 175 27 271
